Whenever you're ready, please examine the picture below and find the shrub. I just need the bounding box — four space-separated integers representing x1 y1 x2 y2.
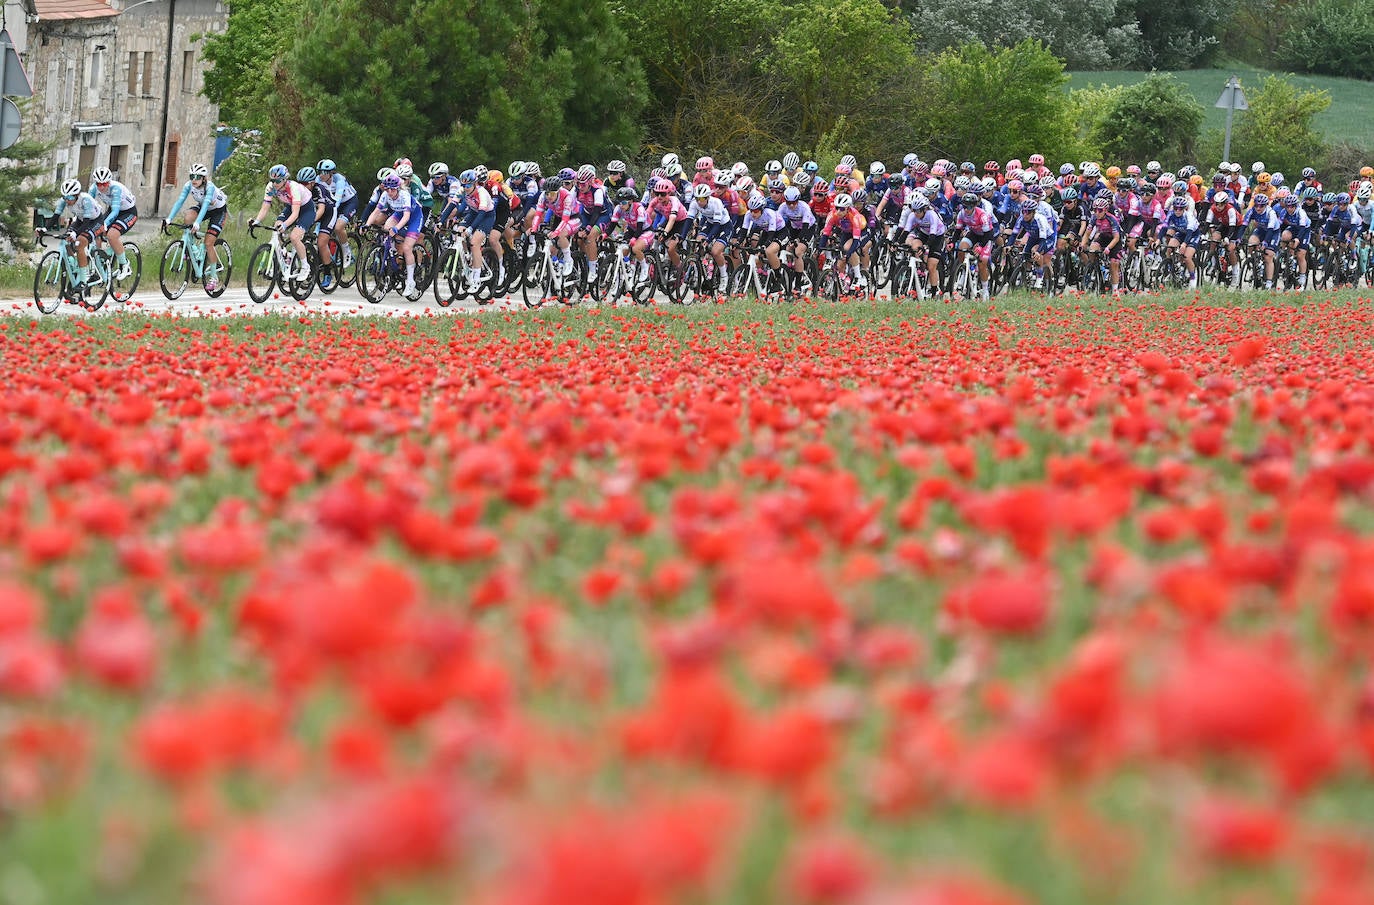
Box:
1276 0 1374 78
1226 75 1330 178
1090 74 1204 164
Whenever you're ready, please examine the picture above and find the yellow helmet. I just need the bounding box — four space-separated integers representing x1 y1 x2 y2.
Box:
1361 166 1373 178
1189 174 1203 186
489 170 504 184
1257 171 1272 184
1105 165 1121 179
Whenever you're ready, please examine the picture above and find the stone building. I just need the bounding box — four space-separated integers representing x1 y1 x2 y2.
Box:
17 0 226 215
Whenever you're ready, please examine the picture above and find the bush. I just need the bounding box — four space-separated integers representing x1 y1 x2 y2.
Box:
1135 0 1237 67
906 0 1142 69
1066 83 1123 163
1276 0 1374 78
921 41 1081 165
1090 74 1204 164
1226 76 1330 177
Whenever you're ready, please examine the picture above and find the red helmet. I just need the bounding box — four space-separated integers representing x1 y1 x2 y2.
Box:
984 160 1000 172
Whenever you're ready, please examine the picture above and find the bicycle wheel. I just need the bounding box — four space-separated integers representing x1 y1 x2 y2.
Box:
890 257 911 299
33 251 65 315
316 240 340 295
433 249 459 308
160 241 189 300
409 244 432 300
522 250 548 309
335 234 361 288
109 242 142 303
674 258 700 304
358 247 388 304
246 243 276 303
206 242 233 298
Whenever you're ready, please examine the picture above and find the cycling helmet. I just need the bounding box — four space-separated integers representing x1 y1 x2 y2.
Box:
1140 183 1157 196
768 178 786 192
923 180 940 193
382 174 402 190
528 163 542 178
783 186 801 202
1082 163 1101 178
692 183 712 199
980 177 997 191
1007 179 1023 192
834 193 853 210
1060 163 1075 176
1252 192 1269 205
661 153 680 169
607 159 627 174
1212 191 1230 205
695 156 713 172
736 177 756 194
1020 198 1038 212
473 164 489 183
783 152 800 171
1178 165 1196 179
908 194 929 210
1362 166 1374 178
1302 186 1321 200
1271 172 1285 187
1093 196 1110 210
930 163 947 177
809 180 827 195
713 170 732 187
851 189 868 206
840 154 858 169
1060 187 1079 202
1256 172 1271 184
1106 166 1121 179
650 167 667 180
376 167 395 182
267 164 288 181
1146 160 1161 174
1359 182 1374 200
61 178 82 198
1211 172 1226 185
1171 196 1188 209
954 175 971 191
395 162 414 180
804 160 819 174
765 159 782 174
509 161 526 177
1007 159 1022 171
1126 165 1141 176
1118 177 1135 191
1029 153 1045 166
870 161 886 176
577 164 596 183
913 162 930 176
793 172 813 188
1337 192 1352 204
296 166 317 184
489 170 504 184
652 178 674 194
747 194 767 211
1302 167 1316 179
616 186 637 203
188 163 209 178
458 169 478 186
732 162 750 178
1040 175 1056 188
955 161 972 174
1156 175 1173 189
317 159 336 173
834 163 853 177
960 191 979 207
543 176 563 193
1171 181 1187 195
1277 189 1294 202
1026 183 1044 197
1252 161 1265 174
556 167 575 182
429 162 449 177
984 160 1000 172
665 163 684 178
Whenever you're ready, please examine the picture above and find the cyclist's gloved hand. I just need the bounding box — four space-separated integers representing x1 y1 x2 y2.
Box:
160 218 168 232
387 227 398 238
249 219 259 229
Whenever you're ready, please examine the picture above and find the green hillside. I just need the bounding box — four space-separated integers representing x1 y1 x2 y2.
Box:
1068 67 1374 147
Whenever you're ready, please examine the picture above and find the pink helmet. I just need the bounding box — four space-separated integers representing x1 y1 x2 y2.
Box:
1126 164 1142 176
1007 159 1022 171
695 156 714 172
1029 153 1045 166
1007 179 1024 192
653 177 675 194
931 163 947 177
1156 175 1173 189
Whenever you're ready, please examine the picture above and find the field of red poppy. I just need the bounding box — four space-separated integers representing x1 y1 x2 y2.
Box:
3 290 1374 905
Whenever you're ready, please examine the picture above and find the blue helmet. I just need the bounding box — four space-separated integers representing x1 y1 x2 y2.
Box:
459 169 478 185
382 174 402 190
803 160 819 174
295 166 317 184
1337 192 1352 204
1020 198 1038 212
268 163 289 180
317 158 336 173
1322 192 1337 204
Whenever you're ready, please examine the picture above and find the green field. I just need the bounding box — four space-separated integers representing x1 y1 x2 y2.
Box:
1068 66 1374 147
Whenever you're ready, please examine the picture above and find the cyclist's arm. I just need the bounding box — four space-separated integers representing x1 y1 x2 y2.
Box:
103 185 123 228
166 183 191 221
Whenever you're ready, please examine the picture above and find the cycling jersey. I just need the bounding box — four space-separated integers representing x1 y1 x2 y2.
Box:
779 200 816 231
610 201 648 236
902 208 945 238
1016 211 1055 251
1078 179 1109 205
1321 205 1361 241
56 193 101 222
167 179 228 222
308 179 336 213
1162 211 1201 245
741 206 784 236
408 175 433 209
688 196 731 240
536 187 582 237
376 187 423 234
646 195 689 234
1247 206 1284 249
809 194 833 219
576 182 608 224
327 173 357 206
1089 213 1122 251
1059 203 1084 235
714 187 743 218
90 179 137 228
1205 205 1244 230
264 179 312 208
821 209 866 240
426 177 460 206
955 206 997 236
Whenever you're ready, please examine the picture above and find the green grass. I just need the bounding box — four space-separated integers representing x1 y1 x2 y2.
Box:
1068 66 1374 146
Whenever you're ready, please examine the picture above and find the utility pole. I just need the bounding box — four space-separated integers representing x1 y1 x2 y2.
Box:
1215 76 1249 165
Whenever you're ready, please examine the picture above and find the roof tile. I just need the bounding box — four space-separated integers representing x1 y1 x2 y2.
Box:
34 0 118 19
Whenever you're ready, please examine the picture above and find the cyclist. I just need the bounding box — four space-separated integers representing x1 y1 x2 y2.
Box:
1014 198 1056 290
457 169 500 290
953 190 997 300
818 193 867 291
51 178 103 289
1280 192 1314 288
809 179 834 221
608 186 652 285
777 185 816 293
896 193 945 298
394 158 432 218
250 163 314 285
686 182 732 294
426 163 460 227
645 177 690 272
487 169 521 266
1160 195 1201 288
88 166 139 280
1203 190 1244 287
1056 187 1085 259
1243 193 1283 289
1085 196 1123 292
293 166 338 289
604 160 635 195
317 159 357 273
533 175 583 277
574 165 609 285
739 192 786 287
363 172 424 297
1320 192 1362 285
162 163 229 293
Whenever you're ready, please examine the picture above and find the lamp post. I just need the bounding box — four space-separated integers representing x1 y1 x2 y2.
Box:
119 0 176 215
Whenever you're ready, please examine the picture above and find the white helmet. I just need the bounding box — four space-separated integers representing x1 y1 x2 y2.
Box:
713 170 732 186
1146 160 1161 173
903 153 919 168
782 152 800 171
661 153 679 169
1082 163 1101 178
925 178 941 191
606 159 626 174
91 167 112 183
1360 181 1373 200
692 183 711 199
765 159 782 174
980 176 997 191
61 178 83 197
376 167 396 182
509 161 527 178
664 162 683 178
731 161 749 178
834 193 853 209
953 175 971 191
188 163 208 178
395 162 414 179
1252 161 1265 174
869 161 886 176
429 162 449 177
839 154 857 168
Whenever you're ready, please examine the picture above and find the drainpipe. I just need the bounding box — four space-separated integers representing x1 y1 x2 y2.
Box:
151 0 174 214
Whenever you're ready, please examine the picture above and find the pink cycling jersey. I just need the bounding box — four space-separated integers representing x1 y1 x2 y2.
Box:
535 187 581 237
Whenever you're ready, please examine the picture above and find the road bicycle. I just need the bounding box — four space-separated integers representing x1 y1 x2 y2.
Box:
522 230 592 307
599 237 657 305
357 225 432 304
310 226 360 294
159 222 233 300
246 222 316 303
887 242 932 300
32 228 141 314
433 225 497 307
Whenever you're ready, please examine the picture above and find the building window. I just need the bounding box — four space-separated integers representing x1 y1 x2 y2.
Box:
143 143 155 184
164 141 178 186
181 50 194 92
45 61 56 108
64 62 76 110
88 48 102 89
110 145 127 179
142 51 153 97
127 51 139 96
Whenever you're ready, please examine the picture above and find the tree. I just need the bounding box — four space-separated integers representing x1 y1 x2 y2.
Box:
920 41 1080 165
1134 0 1237 68
906 0 1143 69
0 129 54 256
1227 76 1330 178
197 0 302 127
1276 0 1374 78
1090 74 1203 165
